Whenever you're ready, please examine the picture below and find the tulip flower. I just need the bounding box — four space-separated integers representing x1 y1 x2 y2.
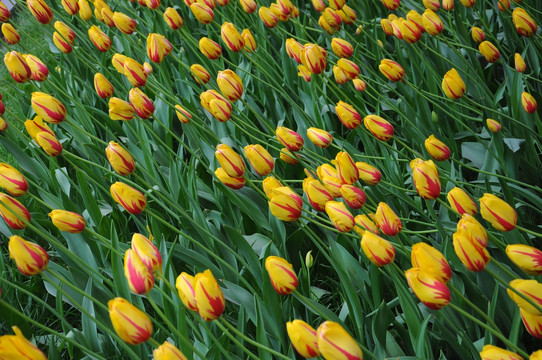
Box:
112 53 128 73
265 255 298 295
532 350 542 360
381 18 394 36
190 3 213 24
382 0 399 10
215 167 245 189
25 117 53 142
506 244 542 275
442 68 466 100
200 91 232 122
364 114 394 141
27 0 53 24
312 0 325 11
240 0 257 13
379 59 404 82
0 326 47 359
307 127 332 148
241 28 256 52
4 51 31 83
78 0 92 20
8 235 48 276
88 25 111 52
145 62 154 75
422 0 439 10
304 178 334 212
513 8 537 37
405 268 451 309
479 345 523 360
375 202 402 236
402 19 423 43
154 341 188 360
54 20 76 44
411 242 452 283
217 70 243 101
340 185 366 209
333 66 349 84
446 187 477 216
113 12 137 34
301 44 327 75
94 73 114 98
163 7 183 29
331 38 353 58
323 7 341 27
0 1 10 21
479 193 517 231
442 0 453 10
147 33 169 63
457 213 487 248
110 182 146 214
23 54 49 82
361 231 395 266
0 163 28 197
199 37 222 60
263 176 283 197
335 101 361 129
194 269 225 321
422 9 443 35
190 64 211 84
520 308 542 339
354 214 378 236
479 41 500 63
515 53 527 73
215 144 245 178
522 92 537 113
109 97 135 121
390 18 403 39
507 279 542 316
31 92 67 124
335 151 358 184
286 38 304 63
276 126 304 151
356 162 381 186
244 144 274 176
220 22 244 52
298 65 312 82
406 11 424 30
129 88 154 119
123 58 147 87
286 320 320 358
100 7 115 26
105 141 135 176
2 23 20 45
48 209 85 233
352 78 366 92
35 131 63 157
124 249 155 294
459 0 475 7
175 104 192 124
317 321 363 360
410 158 441 200
325 201 355 232
486 118 502 133
453 231 490 271
131 233 162 273
471 26 485 42
108 297 152 344
176 272 198 311
336 59 359 80
424 135 450 161
61 0 78 14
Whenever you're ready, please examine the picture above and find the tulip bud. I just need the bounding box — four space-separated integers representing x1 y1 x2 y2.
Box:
190 64 211 84
113 12 137 34
128 88 154 119
101 7 115 27
265 255 298 295
163 7 183 29
217 69 243 101
337 59 359 80
94 73 114 98
375 202 402 236
88 25 111 52
268 186 303 221
445 187 477 216
0 326 47 359
479 41 500 63
238 29 256 52
335 100 361 129
108 297 152 344
401 19 422 43
153 341 188 360
286 38 304 63
424 135 450 161
405 268 451 309
190 3 213 24
0 193 30 229
340 185 366 209
497 0 510 10
513 8 537 37
9 235 48 276
145 0 160 9
457 213 487 248
36 131 62 157
332 65 348 84
199 37 222 60
244 144 274 176
459 0 475 7
48 209 85 233
106 141 135 176
335 151 358 184
0 1 10 21
442 0 453 10
410 158 441 200
382 0 399 9
110 182 146 214
53 22 75 48
194 269 225 321
471 26 485 42
263 176 283 197
453 231 490 271
506 244 542 276
364 114 394 141
2 23 20 45
331 38 353 58
215 144 245 178
486 118 502 133
0 163 28 197
304 178 333 212
508 279 542 316
78 0 92 20
325 201 355 232
317 321 363 360
276 126 304 151
23 54 49 82
124 249 155 294
61 0 78 14
301 44 327 75
175 104 192 124
146 33 168 63
286 320 320 358
379 59 404 82
354 162 380 186
220 22 244 52
479 345 522 360
123 58 147 87
423 0 440 10
239 0 256 13
352 78 366 93
479 193 517 231
411 242 452 283
27 0 53 24
129 233 161 274
4 51 31 83
215 167 245 189
176 272 198 311
515 53 527 73
522 92 537 113
442 68 466 100
361 231 395 266
307 127 332 148
108 97 135 121
520 308 542 339
422 9 443 36
31 92 66 124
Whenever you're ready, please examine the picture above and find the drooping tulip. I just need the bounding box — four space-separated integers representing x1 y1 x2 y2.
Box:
479 193 517 231
194 269 225 321
286 320 320 358
8 235 48 275
0 326 47 359
110 182 147 214
405 268 451 309
0 163 28 197
316 321 363 360
48 209 85 233
506 244 542 275
364 114 394 141
108 297 153 344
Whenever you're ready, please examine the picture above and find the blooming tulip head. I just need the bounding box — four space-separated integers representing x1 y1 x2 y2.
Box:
4 51 31 83
442 68 466 100
353 78 366 92
113 12 137 34
286 320 319 358
424 135 450 161
522 92 537 113
94 73 114 99
452 231 490 272
447 187 477 216
199 37 222 60
268 186 303 221
129 88 155 119
364 114 394 141
35 131 62 157
0 326 47 359
108 98 135 121
153 341 188 360
217 69 243 101
457 213 487 247
335 101 361 130
147 33 170 64
410 158 441 199
337 59 359 80
194 269 225 321
0 163 28 197
124 249 155 294
513 8 537 37
300 44 327 75
331 38 353 58
27 0 53 24
0 193 31 229
60 0 78 14
215 168 245 189
354 214 379 236
78 0 92 20
164 7 183 29
479 193 517 231
506 244 542 275
325 201 355 232
176 272 198 311
31 92 66 124
131 233 162 273
0 1 10 21
316 321 363 360
243 144 274 176
108 297 153 344
110 182 147 214
190 64 211 84
276 126 304 151
9 235 48 276
23 54 49 82
405 268 451 309
479 345 523 360
401 19 422 44
123 58 147 87
375 202 402 236
411 242 451 283
175 104 192 124
48 209 85 233
507 279 542 316
356 162 381 186
340 185 366 209
361 231 395 266
265 256 298 295
379 59 405 82
106 141 136 176
241 28 256 52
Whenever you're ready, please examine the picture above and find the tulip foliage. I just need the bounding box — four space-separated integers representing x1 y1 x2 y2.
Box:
1 0 542 358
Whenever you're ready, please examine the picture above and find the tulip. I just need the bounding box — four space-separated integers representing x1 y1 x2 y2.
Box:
113 12 137 34
102 8 115 27
411 242 451 283
176 272 198 311
276 126 304 152
335 151 358 184
8 235 48 276
108 97 135 121
265 256 298 295
220 22 244 52
297 65 312 82
522 92 537 113
147 33 168 63
424 135 450 161
0 1 10 21
317 321 363 360
244 144 274 176
241 28 257 52
331 38 353 58
27 0 53 24
32 92 67 125
78 0 92 20
240 0 257 13
471 26 485 42
108 297 152 344
112 53 128 73
320 17 336 35
352 78 366 92
356 162 381 186
217 70 243 101
513 8 537 37
94 73 114 98
270 3 287 21
333 65 348 84
340 185 366 209
446 187 477 216
215 144 245 178
199 37 222 60
520 308 542 339
361 231 395 266
268 186 303 221
54 21 76 45
325 201 355 232
286 38 304 63
61 0 78 14
312 0 325 11
131 233 162 273
2 23 20 45
380 18 394 36
190 64 211 84
154 341 188 360
515 53 527 73
304 178 333 212
300 44 327 75
479 193 517 231
145 0 160 9
48 209 85 233
321 175 342 198
442 0 453 10
286 320 319 358
375 202 402 236
479 345 523 360
123 58 147 87
175 104 192 124
506 244 542 275
110 182 146 214
36 131 62 157
497 0 510 10
364 114 394 141
459 0 475 6
457 213 487 247
4 51 31 83
337 59 359 80
401 19 423 43
381 0 399 9
164 7 183 29
532 350 542 360
124 249 154 294
442 68 466 100
0 326 47 359
105 141 135 176
280 148 299 164
422 9 443 35
323 7 341 28
486 118 502 133
189 3 213 24
453 231 490 271
410 158 441 200
0 163 28 197
25 117 53 142
423 0 440 10
390 18 404 39
335 101 361 129
479 41 500 63
23 54 49 82
88 25 111 52
379 59 404 82
194 269 225 321
263 176 283 197
129 88 154 119
307 127 332 148
215 167 245 189
508 279 542 316
405 268 451 309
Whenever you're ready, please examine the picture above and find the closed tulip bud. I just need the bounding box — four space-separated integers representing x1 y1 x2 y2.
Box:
25 117 53 142
0 163 28 197
265 256 298 295
311 0 324 11
0 326 47 359
479 193 517 231
190 64 211 84
48 209 85 233
442 68 466 100
379 59 404 82
497 0 510 10
106 141 135 175
200 90 230 114
522 92 537 113
506 245 542 275
129 88 154 119
354 162 380 186
318 16 336 35
301 44 327 75
405 268 450 309
337 59 359 80
143 62 153 75
513 8 537 37
54 22 75 45
78 0 91 19
215 144 245 178
101 8 115 27
199 37 222 60
375 202 402 236
307 127 332 148
108 297 152 344
446 187 477 215
0 1 10 21
486 118 502 133
109 97 135 121
520 308 542 339
123 58 147 87
244 144 274 176
479 345 522 360
217 69 243 101
382 0 400 9
297 65 312 82
61 0 78 14
163 7 183 29
241 29 256 52
112 53 128 73
380 19 394 37
53 31 73 53
221 22 244 52
131 233 162 273
305 178 333 211
4 51 31 83
0 193 30 229
361 231 395 266
147 34 170 63
354 214 379 236
331 38 353 58
27 0 53 24
215 167 245 189
479 41 500 63
453 231 490 271
276 126 304 152
457 213 487 247
410 158 441 199
321 175 342 198
286 38 304 63
9 235 48 275
423 0 440 10
317 321 363 360
325 201 355 232
401 19 422 43
391 18 404 39
268 186 303 221
459 0 475 7
471 26 485 42
110 182 146 214
323 7 341 27
36 131 63 157
2 23 19 45
424 135 450 161
340 185 366 209
88 25 111 52
286 320 319 358
94 73 114 98
263 176 283 197
240 0 257 13
23 54 49 82
332 65 348 84
175 104 192 124
124 249 154 294
190 3 214 24
422 9 443 35
442 0 453 10
145 0 160 9
113 12 137 34
176 272 198 311
364 114 394 141
153 341 188 360
335 152 358 184
411 242 451 283
335 101 361 129
515 53 527 73
194 269 225 321
508 279 542 316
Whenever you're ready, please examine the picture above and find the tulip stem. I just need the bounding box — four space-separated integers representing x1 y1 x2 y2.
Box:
148 338 161 347
489 257 520 281
515 224 542 239
448 283 500 333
